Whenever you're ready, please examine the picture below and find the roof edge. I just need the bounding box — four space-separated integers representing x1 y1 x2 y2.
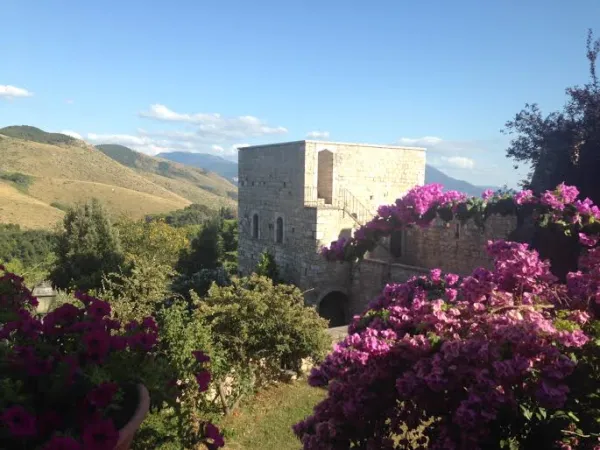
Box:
239 140 426 151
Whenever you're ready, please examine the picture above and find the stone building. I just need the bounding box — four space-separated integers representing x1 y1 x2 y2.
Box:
238 140 519 326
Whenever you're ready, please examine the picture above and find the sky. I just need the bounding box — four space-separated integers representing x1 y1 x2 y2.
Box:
2 0 599 188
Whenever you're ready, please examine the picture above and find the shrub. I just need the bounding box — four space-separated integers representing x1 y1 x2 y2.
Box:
50 199 124 292
0 171 33 192
172 267 231 299
50 201 70 212
295 184 600 449
255 251 280 283
100 257 173 323
0 266 223 450
134 298 225 449
196 275 330 381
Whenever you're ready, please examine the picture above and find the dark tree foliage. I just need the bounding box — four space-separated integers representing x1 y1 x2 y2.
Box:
50 199 124 291
177 218 224 275
146 204 215 227
173 218 239 297
0 224 57 267
504 29 600 205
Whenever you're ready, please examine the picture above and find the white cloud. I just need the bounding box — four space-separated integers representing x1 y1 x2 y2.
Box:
86 133 170 155
84 131 249 157
0 85 33 99
398 136 443 146
60 130 82 139
139 104 288 140
440 156 475 169
307 131 330 139
65 99 74 105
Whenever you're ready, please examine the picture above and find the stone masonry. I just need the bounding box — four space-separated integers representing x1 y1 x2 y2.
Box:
237 140 519 325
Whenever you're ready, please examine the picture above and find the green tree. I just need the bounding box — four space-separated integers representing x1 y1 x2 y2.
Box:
115 218 190 268
177 218 224 275
504 29 600 203
50 199 124 291
0 224 57 286
255 251 280 283
220 219 238 276
146 203 215 227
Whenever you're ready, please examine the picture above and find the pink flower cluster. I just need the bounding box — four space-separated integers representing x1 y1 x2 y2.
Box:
299 185 600 449
0 267 224 450
321 183 600 263
296 239 600 448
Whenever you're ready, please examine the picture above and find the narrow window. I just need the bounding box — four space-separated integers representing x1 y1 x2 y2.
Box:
390 229 403 257
276 217 284 243
252 214 259 239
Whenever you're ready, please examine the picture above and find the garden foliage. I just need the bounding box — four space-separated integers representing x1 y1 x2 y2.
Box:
0 267 223 450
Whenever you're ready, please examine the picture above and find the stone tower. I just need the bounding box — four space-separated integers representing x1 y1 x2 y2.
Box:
237 140 426 325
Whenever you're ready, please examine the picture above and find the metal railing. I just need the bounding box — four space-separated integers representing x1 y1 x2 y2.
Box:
304 186 375 226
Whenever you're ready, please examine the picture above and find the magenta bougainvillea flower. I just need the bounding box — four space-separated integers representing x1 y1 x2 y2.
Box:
298 184 600 449
0 266 224 449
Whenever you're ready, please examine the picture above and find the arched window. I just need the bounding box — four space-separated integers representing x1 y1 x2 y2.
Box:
252 214 259 239
276 217 284 243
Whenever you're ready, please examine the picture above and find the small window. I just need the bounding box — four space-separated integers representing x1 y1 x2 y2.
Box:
252 214 259 239
390 229 403 257
276 217 284 243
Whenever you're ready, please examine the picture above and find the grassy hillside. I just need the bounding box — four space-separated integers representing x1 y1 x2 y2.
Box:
96 144 238 207
0 131 197 228
0 125 77 146
0 181 64 229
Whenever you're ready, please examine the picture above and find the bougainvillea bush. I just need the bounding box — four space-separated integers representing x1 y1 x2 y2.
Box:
0 266 224 450
295 184 600 449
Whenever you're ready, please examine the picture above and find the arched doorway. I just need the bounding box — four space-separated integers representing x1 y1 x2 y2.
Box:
318 291 348 327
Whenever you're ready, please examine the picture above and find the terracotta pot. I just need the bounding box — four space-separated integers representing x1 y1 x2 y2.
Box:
115 384 151 450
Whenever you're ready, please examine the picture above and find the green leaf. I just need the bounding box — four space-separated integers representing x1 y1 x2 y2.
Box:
520 404 533 421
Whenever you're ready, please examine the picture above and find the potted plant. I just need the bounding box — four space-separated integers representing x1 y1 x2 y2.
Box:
0 266 224 450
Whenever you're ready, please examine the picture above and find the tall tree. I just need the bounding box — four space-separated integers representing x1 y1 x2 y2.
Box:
504 29 600 204
50 199 123 291
177 217 224 275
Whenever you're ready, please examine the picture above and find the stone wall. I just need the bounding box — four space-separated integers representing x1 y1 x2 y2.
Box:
305 141 426 213
238 140 428 317
345 214 520 317
238 141 309 284
399 214 518 274
348 259 429 317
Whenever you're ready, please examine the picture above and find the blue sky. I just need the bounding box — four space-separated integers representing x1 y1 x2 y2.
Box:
1 0 599 188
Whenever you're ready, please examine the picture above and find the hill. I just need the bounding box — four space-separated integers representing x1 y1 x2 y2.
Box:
0 127 235 229
96 144 238 204
425 165 498 197
0 125 77 146
157 151 238 182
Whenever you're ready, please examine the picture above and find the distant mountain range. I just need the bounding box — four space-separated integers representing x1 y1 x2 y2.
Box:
159 151 497 197
158 152 238 182
425 165 499 197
